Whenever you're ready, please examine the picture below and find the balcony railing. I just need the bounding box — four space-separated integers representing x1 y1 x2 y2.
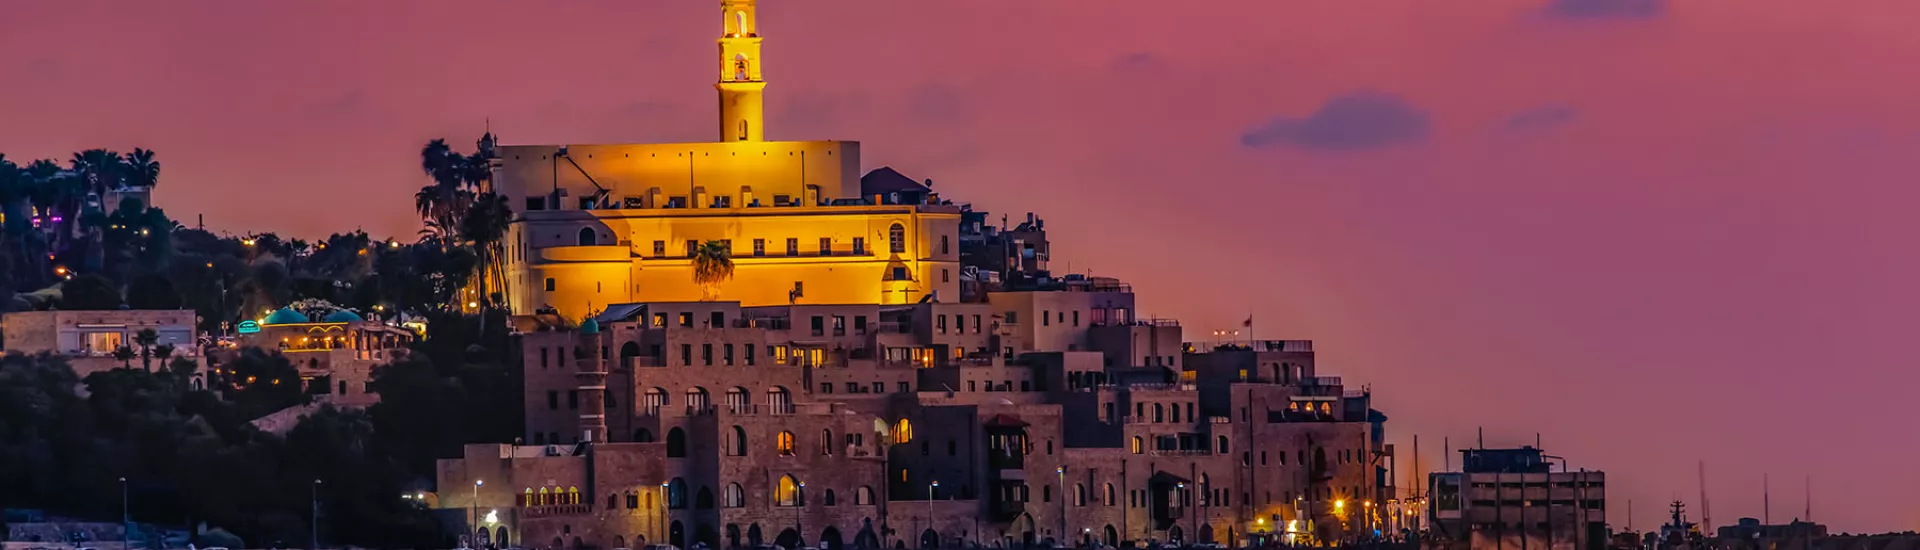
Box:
523 504 591 518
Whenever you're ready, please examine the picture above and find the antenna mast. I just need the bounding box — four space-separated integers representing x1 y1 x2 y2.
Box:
1698 461 1712 532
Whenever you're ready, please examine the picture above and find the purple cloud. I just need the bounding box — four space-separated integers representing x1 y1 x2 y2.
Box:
1240 92 1430 150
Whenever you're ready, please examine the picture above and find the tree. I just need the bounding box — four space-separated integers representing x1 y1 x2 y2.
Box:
124 148 160 189
112 345 135 368
60 274 122 310
134 328 159 372
127 273 183 309
693 240 734 301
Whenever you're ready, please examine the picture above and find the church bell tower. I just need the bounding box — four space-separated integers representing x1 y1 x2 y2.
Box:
717 0 766 142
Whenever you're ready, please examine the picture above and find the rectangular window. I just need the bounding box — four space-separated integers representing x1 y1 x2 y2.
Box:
821 383 833 394
547 391 559 410
526 197 546 211
937 316 947 334
855 316 869 334
667 196 687 208
953 314 964 333
685 240 698 257
969 381 977 392
540 347 549 369
724 344 735 366
702 344 713 366
786 238 799 256
898 382 910 393
753 238 766 257
652 313 667 328
1005 311 1018 324
941 235 950 255
711 311 724 327
653 240 666 256
1073 310 1079 326
1042 310 1050 326
846 382 859 393
942 269 950 283
745 344 756 365
972 315 982 332
872 382 884 393
567 390 579 410
891 266 909 281
680 344 692 366
544 278 556 292
819 237 832 255
852 237 866 255
811 316 825 336
679 313 693 327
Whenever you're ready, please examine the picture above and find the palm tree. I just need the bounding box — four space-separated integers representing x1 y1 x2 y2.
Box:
134 328 159 371
123 148 160 189
459 192 513 305
692 241 734 301
112 345 136 369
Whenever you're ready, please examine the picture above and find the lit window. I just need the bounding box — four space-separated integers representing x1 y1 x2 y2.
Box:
774 475 802 507
892 418 914 444
776 431 796 456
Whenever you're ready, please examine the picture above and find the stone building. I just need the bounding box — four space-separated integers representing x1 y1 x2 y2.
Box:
1 308 201 379
433 2 1394 549
229 305 415 407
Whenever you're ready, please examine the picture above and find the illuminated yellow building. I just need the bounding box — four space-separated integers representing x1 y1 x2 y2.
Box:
494 0 959 320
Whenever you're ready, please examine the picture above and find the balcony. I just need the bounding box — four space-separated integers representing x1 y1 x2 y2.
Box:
524 504 591 518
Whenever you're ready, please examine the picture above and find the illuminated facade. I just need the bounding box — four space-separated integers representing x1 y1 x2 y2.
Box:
494 0 958 321
435 2 1395 550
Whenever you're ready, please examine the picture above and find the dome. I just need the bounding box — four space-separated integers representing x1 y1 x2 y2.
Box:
263 307 309 325
321 309 364 323
579 318 600 335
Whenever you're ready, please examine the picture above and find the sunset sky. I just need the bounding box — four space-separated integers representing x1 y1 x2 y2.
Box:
4 0 1917 533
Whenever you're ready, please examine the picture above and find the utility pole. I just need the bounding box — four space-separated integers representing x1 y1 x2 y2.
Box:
120 477 129 550
311 479 322 550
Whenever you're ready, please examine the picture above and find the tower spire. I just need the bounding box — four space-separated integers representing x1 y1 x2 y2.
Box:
717 0 766 142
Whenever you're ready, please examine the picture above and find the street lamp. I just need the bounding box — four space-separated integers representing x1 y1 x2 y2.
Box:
796 481 807 549
928 481 940 549
1056 467 1066 545
660 482 670 545
311 479 322 550
1176 483 1190 545
472 479 483 549
119 477 129 550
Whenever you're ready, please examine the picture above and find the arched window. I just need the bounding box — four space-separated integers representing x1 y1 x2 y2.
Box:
856 486 875 505
735 11 748 35
668 478 687 509
775 475 802 507
568 486 580 504
1217 436 1230 455
578 228 597 246
724 483 746 508
635 428 654 443
824 489 837 506
734 54 751 82
821 429 834 455
893 418 913 444
667 428 687 457
888 223 906 254
1103 483 1116 506
1154 403 1164 423
767 386 792 413
729 426 747 456
1130 436 1142 454
685 387 711 413
696 486 715 509
1073 484 1087 506
643 387 668 415
726 386 750 413
776 431 796 456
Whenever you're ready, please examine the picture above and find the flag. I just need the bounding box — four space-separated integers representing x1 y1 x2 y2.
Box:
1243 315 1253 328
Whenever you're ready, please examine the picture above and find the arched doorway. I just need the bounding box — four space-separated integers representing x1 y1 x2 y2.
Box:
671 521 686 549
497 526 510 548
776 528 802 549
551 537 563 550
1200 524 1214 545
728 524 742 549
477 528 492 548
1103 526 1117 547
1017 514 1036 548
572 537 583 550
855 519 880 550
820 527 844 550
920 529 938 549
615 535 627 549
748 524 765 547
697 523 719 548
1168 526 1183 544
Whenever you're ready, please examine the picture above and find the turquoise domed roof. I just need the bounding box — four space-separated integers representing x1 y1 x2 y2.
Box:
263 307 309 325
579 318 600 335
322 309 364 323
